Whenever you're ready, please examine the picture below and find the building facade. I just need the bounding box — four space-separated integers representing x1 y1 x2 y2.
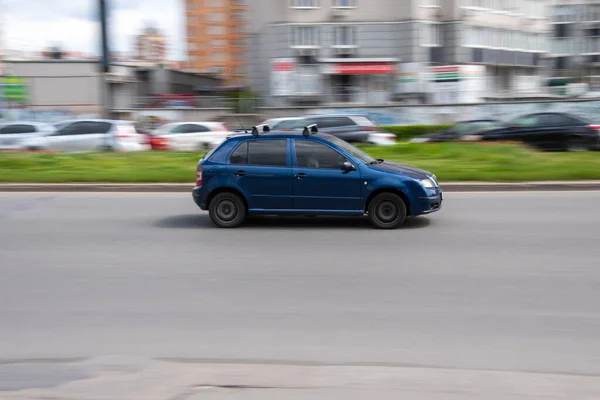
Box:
135 25 168 64
246 0 551 105
185 0 248 86
550 0 600 90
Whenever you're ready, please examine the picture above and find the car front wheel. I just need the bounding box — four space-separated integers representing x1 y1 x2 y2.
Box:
368 193 407 229
209 192 246 228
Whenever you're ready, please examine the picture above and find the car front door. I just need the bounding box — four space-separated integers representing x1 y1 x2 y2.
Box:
227 138 293 211
291 139 363 212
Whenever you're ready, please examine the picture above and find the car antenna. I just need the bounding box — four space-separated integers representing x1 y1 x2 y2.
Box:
236 114 248 134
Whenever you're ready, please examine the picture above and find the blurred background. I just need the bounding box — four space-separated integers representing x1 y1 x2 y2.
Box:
0 0 599 130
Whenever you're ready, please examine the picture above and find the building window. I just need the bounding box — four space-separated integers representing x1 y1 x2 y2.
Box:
210 0 223 7
211 52 226 62
291 0 319 8
291 26 320 47
333 0 356 7
211 39 226 48
208 25 225 35
209 12 225 22
421 0 440 6
332 26 357 47
422 23 441 47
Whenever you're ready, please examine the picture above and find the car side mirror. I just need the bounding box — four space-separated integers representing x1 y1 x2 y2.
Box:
341 161 356 172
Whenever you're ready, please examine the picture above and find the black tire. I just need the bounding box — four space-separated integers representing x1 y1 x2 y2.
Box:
368 193 407 229
209 192 246 228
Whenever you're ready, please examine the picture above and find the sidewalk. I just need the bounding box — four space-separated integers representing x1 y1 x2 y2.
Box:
3 358 600 400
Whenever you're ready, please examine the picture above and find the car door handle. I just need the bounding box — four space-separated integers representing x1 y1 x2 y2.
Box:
295 173 307 179
234 170 246 176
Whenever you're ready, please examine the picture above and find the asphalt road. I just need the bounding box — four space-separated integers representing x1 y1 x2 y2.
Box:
1 191 600 397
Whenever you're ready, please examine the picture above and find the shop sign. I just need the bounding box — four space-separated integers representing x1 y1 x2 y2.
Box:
271 58 297 96
323 62 396 75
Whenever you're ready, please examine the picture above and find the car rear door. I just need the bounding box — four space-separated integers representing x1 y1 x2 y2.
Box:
72 121 112 151
227 138 293 211
291 139 363 212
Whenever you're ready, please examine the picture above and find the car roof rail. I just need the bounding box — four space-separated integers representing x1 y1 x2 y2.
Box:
251 125 271 136
302 124 318 137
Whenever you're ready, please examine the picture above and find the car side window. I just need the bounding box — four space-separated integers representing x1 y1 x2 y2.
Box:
295 140 347 170
0 124 36 134
190 124 210 133
247 139 287 167
334 117 355 127
513 116 540 127
58 122 86 136
95 122 113 134
172 124 190 134
541 114 571 126
229 141 248 165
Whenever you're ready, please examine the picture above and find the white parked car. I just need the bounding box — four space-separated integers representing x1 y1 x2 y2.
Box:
149 122 231 151
0 121 57 151
21 119 149 152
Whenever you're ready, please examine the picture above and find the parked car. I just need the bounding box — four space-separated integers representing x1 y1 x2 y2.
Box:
464 112 600 151
280 114 381 143
0 121 57 151
259 117 304 130
192 126 442 229
21 119 149 152
149 122 231 151
410 120 506 143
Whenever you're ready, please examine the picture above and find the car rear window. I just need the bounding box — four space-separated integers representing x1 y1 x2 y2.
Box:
229 139 287 167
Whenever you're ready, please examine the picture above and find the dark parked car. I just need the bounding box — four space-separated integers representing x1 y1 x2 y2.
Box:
193 126 442 229
280 114 380 143
410 120 506 143
466 113 600 151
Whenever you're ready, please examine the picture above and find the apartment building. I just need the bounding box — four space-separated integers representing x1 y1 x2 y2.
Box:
246 0 551 105
185 0 248 86
135 25 167 64
551 0 600 89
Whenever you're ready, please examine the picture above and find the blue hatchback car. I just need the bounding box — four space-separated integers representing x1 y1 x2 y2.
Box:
192 126 442 229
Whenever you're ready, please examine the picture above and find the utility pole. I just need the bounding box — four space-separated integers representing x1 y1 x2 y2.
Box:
99 0 112 119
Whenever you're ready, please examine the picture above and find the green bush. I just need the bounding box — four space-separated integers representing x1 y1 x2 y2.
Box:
381 125 452 141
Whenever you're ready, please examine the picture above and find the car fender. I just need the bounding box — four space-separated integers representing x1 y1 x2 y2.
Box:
359 166 427 213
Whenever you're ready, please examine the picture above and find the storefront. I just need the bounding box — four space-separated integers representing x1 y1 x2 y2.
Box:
319 58 399 104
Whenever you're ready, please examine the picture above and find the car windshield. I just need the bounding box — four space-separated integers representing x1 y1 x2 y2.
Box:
327 136 377 165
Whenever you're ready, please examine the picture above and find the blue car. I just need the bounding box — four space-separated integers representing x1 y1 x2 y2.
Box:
192 126 442 229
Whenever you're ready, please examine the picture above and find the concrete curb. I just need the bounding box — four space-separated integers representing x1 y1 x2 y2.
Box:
1 182 600 192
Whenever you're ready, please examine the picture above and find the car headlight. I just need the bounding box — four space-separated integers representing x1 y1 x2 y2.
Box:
419 178 436 188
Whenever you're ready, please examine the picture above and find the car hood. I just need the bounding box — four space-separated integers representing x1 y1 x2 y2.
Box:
368 161 432 180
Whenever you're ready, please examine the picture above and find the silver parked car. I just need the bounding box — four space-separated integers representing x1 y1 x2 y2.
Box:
280 114 380 143
21 119 150 152
0 121 57 151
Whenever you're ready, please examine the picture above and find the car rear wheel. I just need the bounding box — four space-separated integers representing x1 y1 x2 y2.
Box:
368 193 407 229
209 192 246 228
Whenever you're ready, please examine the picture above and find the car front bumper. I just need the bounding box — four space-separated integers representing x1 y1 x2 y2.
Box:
414 189 443 215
